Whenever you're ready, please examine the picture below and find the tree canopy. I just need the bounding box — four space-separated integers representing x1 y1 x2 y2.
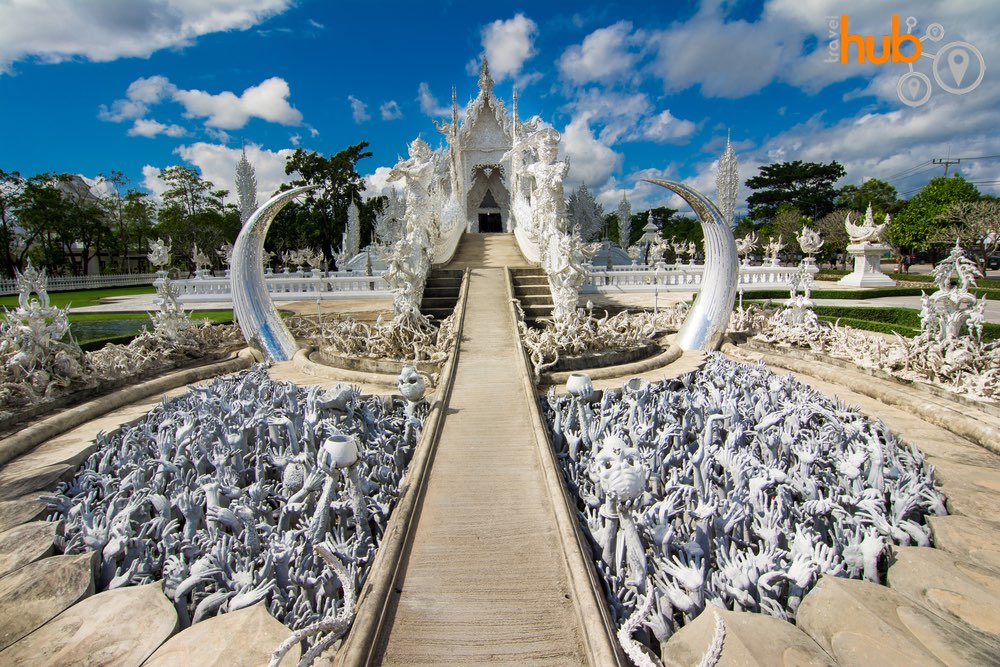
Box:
745 160 846 220
888 175 980 251
270 144 378 267
835 178 901 217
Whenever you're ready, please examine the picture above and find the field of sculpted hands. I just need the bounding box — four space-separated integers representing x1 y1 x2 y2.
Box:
42 365 427 664
543 354 946 663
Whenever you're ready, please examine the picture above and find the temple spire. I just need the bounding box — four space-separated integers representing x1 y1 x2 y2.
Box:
478 56 494 95
451 86 458 134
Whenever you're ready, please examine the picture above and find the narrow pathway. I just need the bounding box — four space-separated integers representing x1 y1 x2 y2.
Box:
374 264 591 665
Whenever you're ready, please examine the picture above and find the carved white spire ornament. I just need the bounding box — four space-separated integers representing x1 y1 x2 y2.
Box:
235 143 258 225
716 131 739 228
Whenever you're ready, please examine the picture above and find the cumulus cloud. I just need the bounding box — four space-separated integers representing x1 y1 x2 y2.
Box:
174 77 302 129
364 166 403 197
101 75 303 135
558 21 643 84
380 100 403 121
128 118 186 138
479 14 538 81
417 82 450 117
640 110 697 144
561 114 623 190
0 0 292 73
563 88 698 148
143 141 296 204
348 95 370 124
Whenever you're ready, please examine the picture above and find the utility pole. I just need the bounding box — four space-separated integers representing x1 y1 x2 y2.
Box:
932 157 961 176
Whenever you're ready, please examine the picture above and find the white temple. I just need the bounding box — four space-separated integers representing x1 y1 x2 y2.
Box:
436 58 529 233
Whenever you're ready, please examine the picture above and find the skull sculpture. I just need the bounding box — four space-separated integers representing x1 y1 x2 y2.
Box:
589 434 648 503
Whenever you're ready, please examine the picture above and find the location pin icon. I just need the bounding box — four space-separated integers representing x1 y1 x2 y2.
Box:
948 49 970 86
907 78 922 99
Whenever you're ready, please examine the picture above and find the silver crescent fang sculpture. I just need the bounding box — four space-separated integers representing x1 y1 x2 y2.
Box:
644 179 738 351
232 185 317 361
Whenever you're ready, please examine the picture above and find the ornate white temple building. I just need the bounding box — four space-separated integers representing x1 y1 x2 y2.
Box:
435 58 529 233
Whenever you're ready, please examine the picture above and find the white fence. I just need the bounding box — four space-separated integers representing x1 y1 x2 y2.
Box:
582 263 816 294
169 263 813 303
171 270 390 303
0 272 157 295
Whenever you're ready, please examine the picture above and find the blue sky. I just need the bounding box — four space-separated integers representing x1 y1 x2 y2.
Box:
1 0 998 214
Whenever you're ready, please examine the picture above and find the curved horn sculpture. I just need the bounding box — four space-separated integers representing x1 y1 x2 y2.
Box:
231 185 317 361
644 179 738 351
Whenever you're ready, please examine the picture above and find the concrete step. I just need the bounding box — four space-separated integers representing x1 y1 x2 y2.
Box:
444 233 533 269
513 295 553 306
512 285 550 296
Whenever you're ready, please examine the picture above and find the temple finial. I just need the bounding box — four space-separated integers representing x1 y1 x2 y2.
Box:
478 56 494 95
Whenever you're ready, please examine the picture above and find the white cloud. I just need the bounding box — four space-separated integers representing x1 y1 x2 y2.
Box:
480 13 538 81
561 114 622 190
180 143 293 201
348 95 370 124
417 82 450 117
174 77 302 129
101 75 303 135
558 21 642 84
651 10 794 98
641 110 697 144
562 88 697 147
98 75 176 121
364 166 403 197
380 100 403 121
128 118 186 138
0 0 292 73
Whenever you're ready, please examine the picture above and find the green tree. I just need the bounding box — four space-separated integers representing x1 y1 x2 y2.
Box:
271 144 376 267
835 178 901 217
933 200 1000 271
889 175 980 252
746 160 846 220
16 174 107 276
0 170 28 278
98 171 154 273
815 208 852 266
759 205 808 251
155 165 239 273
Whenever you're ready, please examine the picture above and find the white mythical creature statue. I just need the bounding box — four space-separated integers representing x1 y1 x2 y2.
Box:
150 274 193 341
217 243 234 270
192 243 212 273
382 138 438 318
148 238 171 271
796 225 824 258
736 231 759 266
845 204 888 244
763 235 784 266
518 128 595 325
0 260 89 406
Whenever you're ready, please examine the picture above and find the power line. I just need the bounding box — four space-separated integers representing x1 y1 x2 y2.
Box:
883 159 933 181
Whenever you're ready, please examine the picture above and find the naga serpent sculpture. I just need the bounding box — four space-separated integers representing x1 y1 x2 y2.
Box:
644 179 739 351
231 185 317 361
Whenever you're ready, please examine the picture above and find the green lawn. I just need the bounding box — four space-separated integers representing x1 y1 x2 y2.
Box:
0 285 156 309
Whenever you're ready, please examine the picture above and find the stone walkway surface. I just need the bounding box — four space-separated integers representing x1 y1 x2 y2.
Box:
373 267 592 665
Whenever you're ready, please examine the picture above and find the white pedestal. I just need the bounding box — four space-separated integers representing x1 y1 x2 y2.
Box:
838 243 896 287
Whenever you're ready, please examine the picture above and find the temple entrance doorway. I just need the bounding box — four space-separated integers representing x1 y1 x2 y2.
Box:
478 212 502 232
467 166 509 233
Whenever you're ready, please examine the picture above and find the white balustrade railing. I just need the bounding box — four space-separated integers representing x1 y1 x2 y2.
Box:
0 272 157 295
170 269 390 303
582 263 817 293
